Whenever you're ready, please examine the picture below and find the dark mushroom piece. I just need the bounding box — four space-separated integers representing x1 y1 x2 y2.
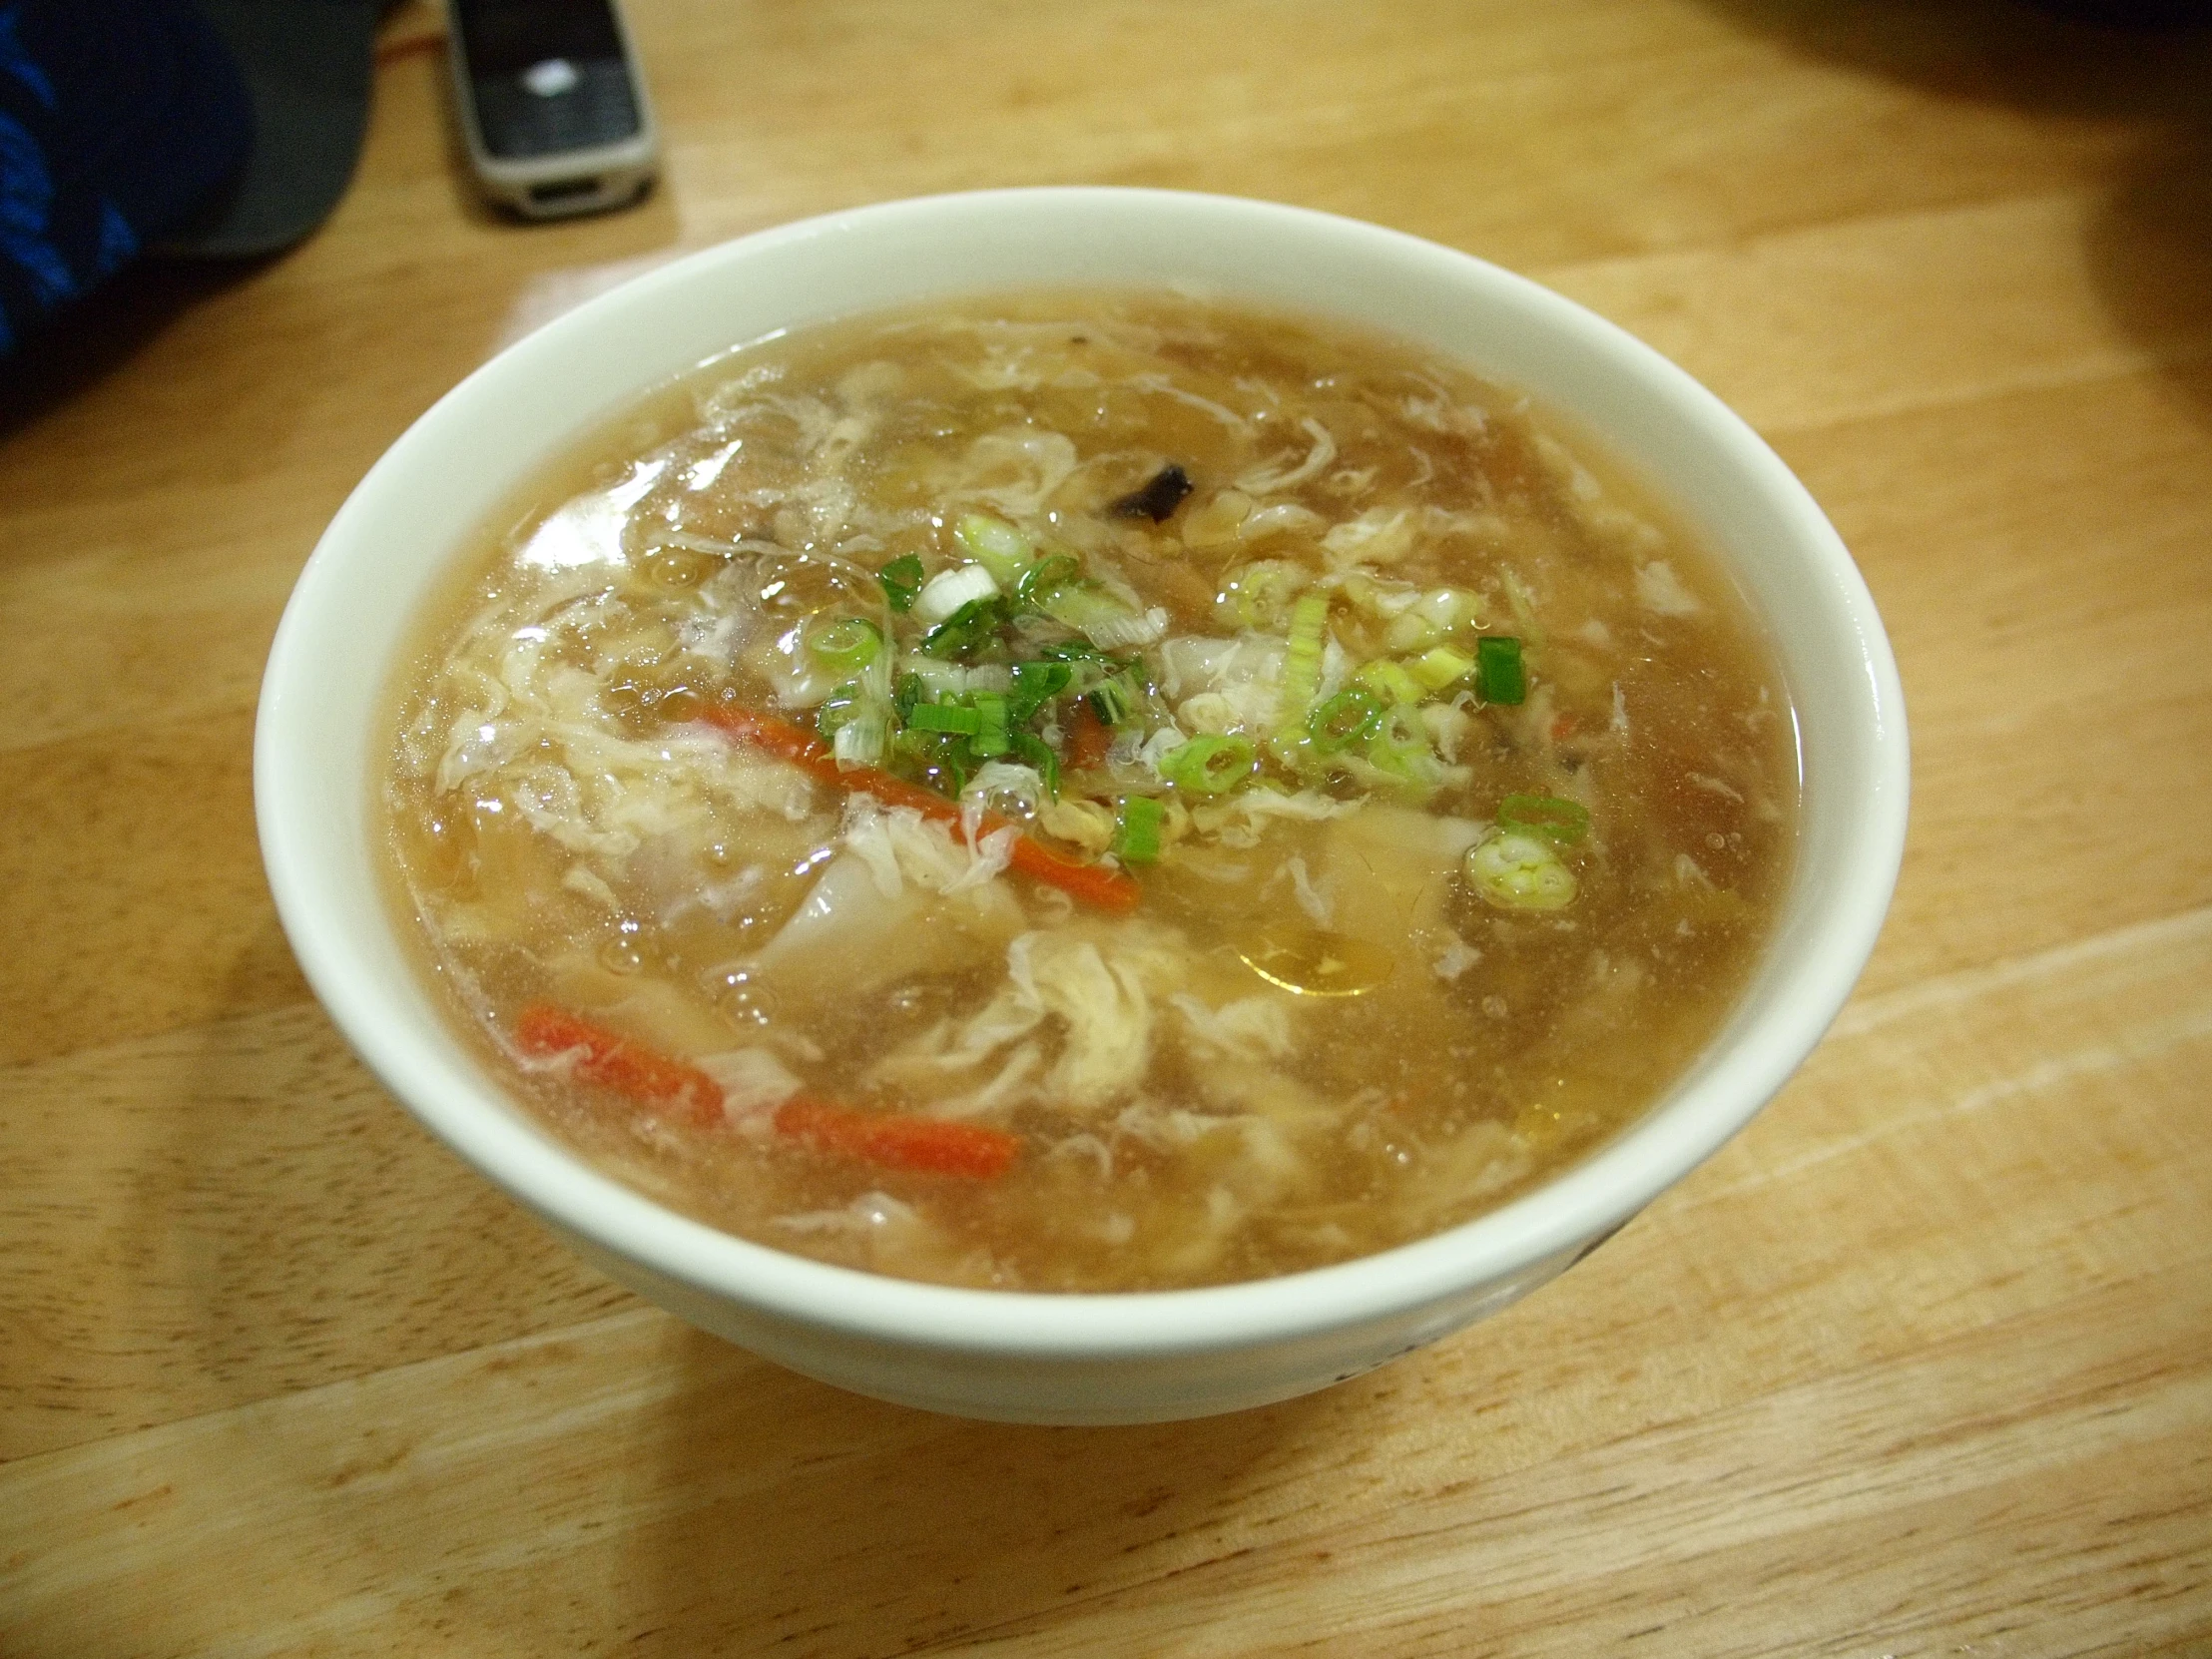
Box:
1107 463 1194 523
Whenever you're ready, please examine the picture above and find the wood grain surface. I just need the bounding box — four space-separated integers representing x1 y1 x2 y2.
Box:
4 1 2209 1653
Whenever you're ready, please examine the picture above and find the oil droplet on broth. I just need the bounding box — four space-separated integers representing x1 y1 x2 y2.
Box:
712 965 779 1027
1236 925 1395 996
642 546 717 590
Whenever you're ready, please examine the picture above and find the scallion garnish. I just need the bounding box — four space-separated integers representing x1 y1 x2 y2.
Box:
809 617 882 676
1115 795 1165 862
1042 581 1158 648
1089 674 1137 727
1159 734 1257 795
878 554 925 612
1497 793 1590 843
896 727 970 794
1009 658 1073 722
1276 590 1332 744
909 702 982 737
970 691 1011 757
1307 686 1385 753
1011 731 1061 797
1224 562 1308 631
831 708 888 770
918 596 1009 660
1476 635 1525 705
913 564 1002 628
892 671 924 722
815 681 866 739
1016 553 1083 608
954 513 1034 586
1408 645 1474 693
1365 706 1442 799
1037 636 1118 664
1355 658 1426 708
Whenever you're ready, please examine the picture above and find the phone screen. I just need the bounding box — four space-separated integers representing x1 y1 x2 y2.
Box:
452 0 642 159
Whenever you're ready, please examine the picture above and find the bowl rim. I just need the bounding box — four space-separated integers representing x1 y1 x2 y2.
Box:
256 186 1909 1362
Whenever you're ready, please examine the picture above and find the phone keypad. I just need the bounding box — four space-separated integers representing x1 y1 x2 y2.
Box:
476 58 640 158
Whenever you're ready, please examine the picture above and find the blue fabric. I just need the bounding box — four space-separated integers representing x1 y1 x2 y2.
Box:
0 0 251 352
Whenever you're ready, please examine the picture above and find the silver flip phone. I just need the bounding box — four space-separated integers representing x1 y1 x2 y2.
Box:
445 0 660 219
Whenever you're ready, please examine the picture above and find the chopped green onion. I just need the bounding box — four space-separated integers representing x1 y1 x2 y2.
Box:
1276 590 1332 742
1467 829 1576 909
1497 793 1590 844
1009 659 1073 720
1385 611 1439 653
1285 591 1330 667
809 617 882 676
831 708 888 770
1114 795 1164 863
918 597 1009 660
1089 675 1137 727
892 672 922 722
1219 562 1308 630
909 702 982 737
1356 658 1426 708
877 554 925 612
1365 706 1442 799
1307 686 1384 754
820 676 893 770
1043 582 1159 649
914 564 1002 628
1037 636 1119 664
1159 734 1258 795
970 691 1011 757
900 657 968 699
895 728 969 796
1016 553 1084 608
815 681 866 738
1409 645 1474 693
1011 731 1061 797
1476 635 1525 705
954 514 1034 585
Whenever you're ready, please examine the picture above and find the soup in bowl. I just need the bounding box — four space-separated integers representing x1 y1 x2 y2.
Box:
256 190 1907 1423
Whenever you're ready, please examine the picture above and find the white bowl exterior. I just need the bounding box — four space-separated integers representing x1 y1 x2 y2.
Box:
257 190 1908 1422
553 1220 1592 1425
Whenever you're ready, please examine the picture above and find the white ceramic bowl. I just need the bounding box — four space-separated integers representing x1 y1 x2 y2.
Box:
256 188 1908 1424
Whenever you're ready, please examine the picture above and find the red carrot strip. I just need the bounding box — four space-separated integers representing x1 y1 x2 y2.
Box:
514 1003 725 1127
510 1003 1013 1179
701 703 841 779
701 703 1140 913
774 1095 1020 1180
703 703 954 815
1003 832 1144 912
1063 699 1115 771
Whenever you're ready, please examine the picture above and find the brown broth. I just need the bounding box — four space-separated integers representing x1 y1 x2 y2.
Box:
380 292 1797 1291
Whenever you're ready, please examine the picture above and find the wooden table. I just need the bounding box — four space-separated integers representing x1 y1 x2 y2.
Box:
5 2 2209 1652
